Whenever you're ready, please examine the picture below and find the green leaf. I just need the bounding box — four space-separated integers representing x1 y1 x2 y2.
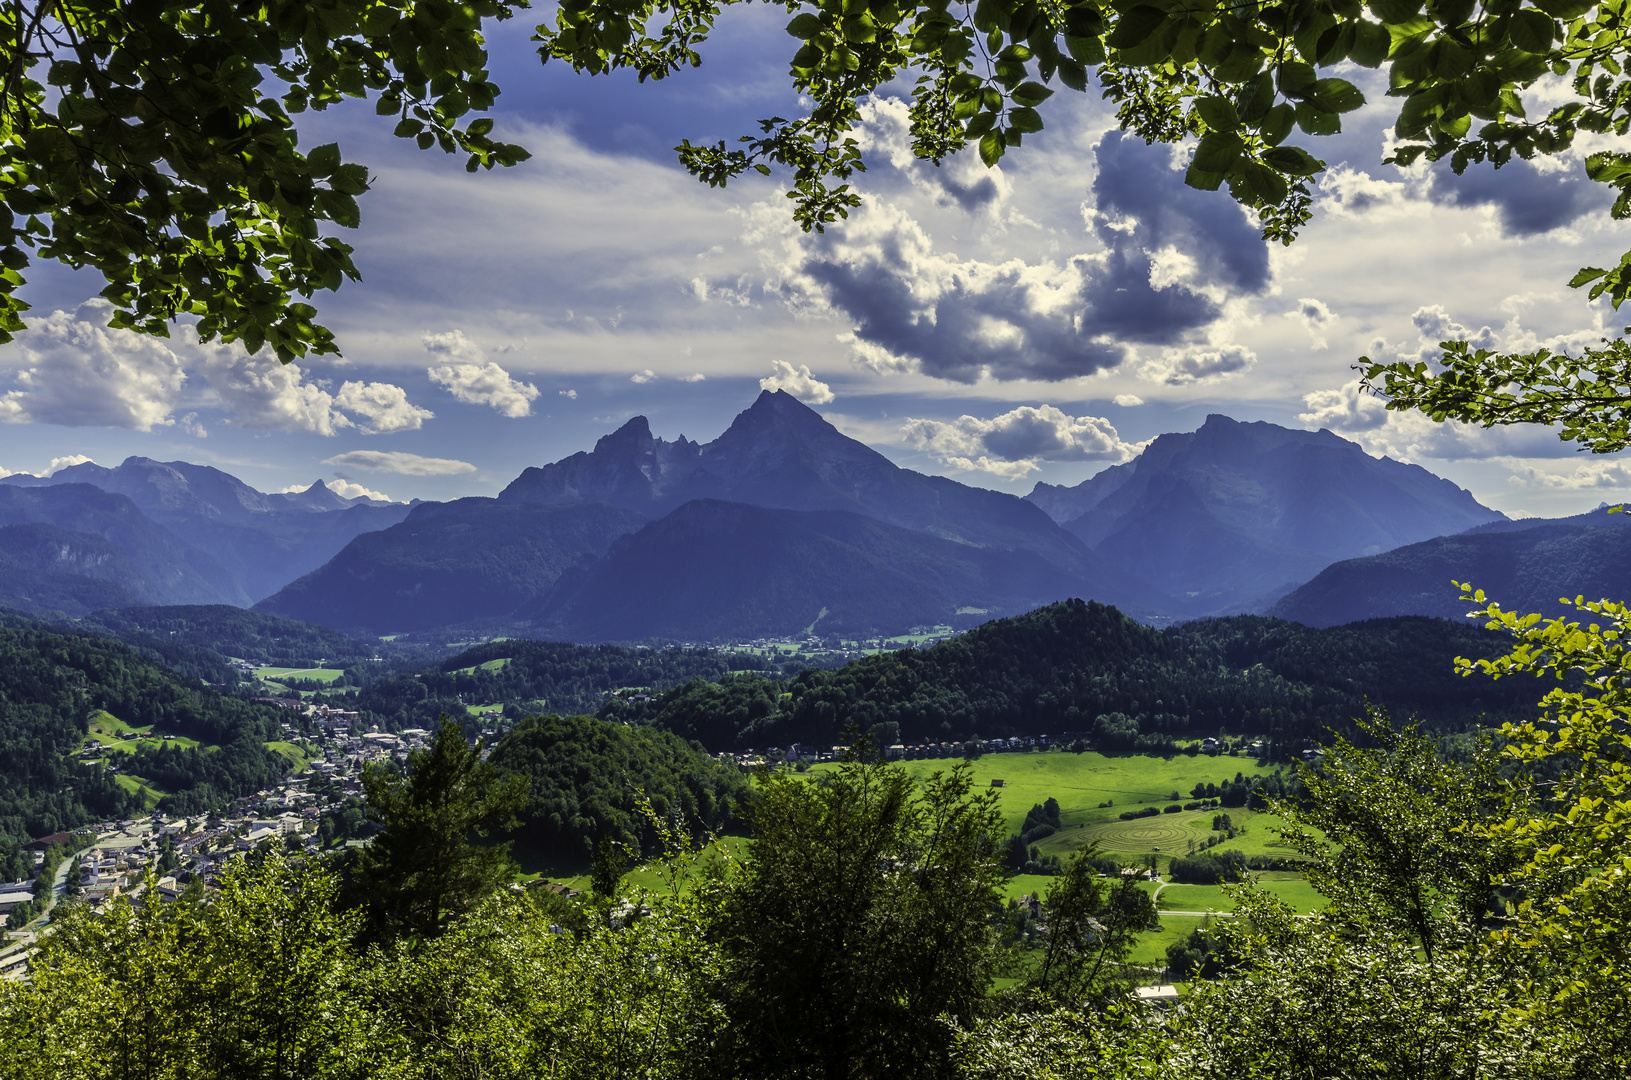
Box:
1295 101 1342 135
1193 129 1245 172
786 12 825 38
1277 61 1318 99
1195 95 1240 131
1259 103 1296 145
1368 0 1424 21
1011 82 1055 107
1508 10 1555 53
1349 21 1391 67
1262 145 1324 175
1107 6 1167 49
1568 267 1609 288
1310 78 1365 113
306 143 341 178
1009 107 1044 133
1184 162 1228 191
979 129 1005 166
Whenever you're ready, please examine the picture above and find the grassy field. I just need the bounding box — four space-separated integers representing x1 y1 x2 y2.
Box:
453 658 511 675
890 752 1281 835
255 665 346 683
265 741 313 771
85 711 202 753
114 773 164 809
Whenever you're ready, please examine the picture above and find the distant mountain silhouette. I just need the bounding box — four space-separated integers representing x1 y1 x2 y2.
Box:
0 484 245 611
255 500 648 633
1027 415 1506 613
3 458 412 600
1271 509 1631 627
500 389 1125 585
528 499 1099 642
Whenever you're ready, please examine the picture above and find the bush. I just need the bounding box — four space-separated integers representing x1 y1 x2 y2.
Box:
1162 804 1184 814
1118 806 1161 821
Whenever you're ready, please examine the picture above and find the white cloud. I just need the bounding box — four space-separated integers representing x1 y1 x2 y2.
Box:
680 373 706 382
0 302 433 436
559 389 578 399
1140 344 1256 386
631 370 657 384
1113 394 1144 407
760 360 834 404
1286 297 1336 349
1509 461 1631 490
46 454 96 475
0 302 185 430
1299 380 1389 432
1412 304 1498 350
902 405 1139 478
423 331 539 418
323 450 476 476
333 381 434 434
327 478 393 502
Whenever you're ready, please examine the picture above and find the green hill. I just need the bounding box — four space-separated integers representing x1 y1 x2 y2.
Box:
606 599 1537 751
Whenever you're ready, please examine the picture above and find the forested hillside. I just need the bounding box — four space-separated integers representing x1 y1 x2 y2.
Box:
84 604 378 666
488 713 754 860
0 621 294 839
606 600 1535 751
351 640 775 729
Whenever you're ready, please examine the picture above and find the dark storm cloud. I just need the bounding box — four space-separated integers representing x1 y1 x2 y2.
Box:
1428 158 1608 236
773 131 1273 383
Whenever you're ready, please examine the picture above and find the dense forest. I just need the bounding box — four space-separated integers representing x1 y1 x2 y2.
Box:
489 713 754 860
348 640 777 730
605 601 1538 752
0 616 294 839
82 605 383 666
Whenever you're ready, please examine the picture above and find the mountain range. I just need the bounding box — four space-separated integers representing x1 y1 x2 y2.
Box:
0 459 411 613
1025 415 1506 611
11 390 1627 640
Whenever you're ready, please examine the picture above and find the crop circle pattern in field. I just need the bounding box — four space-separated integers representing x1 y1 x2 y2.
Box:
1079 812 1211 854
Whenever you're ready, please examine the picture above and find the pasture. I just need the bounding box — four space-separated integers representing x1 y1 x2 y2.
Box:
255 665 346 684
892 751 1282 835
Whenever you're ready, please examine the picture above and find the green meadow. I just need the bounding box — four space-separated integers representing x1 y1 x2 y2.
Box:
255 665 346 684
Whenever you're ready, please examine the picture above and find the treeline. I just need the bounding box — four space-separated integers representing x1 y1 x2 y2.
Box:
351 641 773 731
128 739 290 817
0 621 294 839
83 605 380 667
489 713 753 860
604 600 1536 752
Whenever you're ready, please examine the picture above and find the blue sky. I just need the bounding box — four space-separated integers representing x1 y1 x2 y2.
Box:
2 13 1629 515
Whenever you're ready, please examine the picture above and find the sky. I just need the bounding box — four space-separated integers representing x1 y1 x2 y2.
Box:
2 12 1629 515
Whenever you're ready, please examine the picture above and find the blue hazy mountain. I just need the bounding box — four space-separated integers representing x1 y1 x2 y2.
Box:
1027 415 1506 614
255 499 649 633
527 499 1103 642
0 484 246 612
3 458 412 601
1271 508 1631 627
498 389 1128 585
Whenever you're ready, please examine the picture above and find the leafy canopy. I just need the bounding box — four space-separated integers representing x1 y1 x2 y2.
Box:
0 0 529 361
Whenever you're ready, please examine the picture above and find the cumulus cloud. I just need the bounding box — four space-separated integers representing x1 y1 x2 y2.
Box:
1428 157 1608 236
0 301 432 436
1141 344 1256 386
326 478 393 502
1411 305 1499 350
631 369 657 384
423 331 539 418
333 381 434 434
0 302 185 429
680 373 706 382
323 450 476 476
46 454 96 474
751 131 1271 384
1286 297 1336 348
1113 394 1144 407
1510 461 1631 489
1319 165 1414 217
903 405 1139 478
760 360 834 404
1299 380 1390 432
854 97 1013 214
559 389 578 399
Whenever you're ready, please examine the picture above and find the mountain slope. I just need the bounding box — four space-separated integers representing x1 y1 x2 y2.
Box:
1271 511 1631 627
0 484 245 608
500 389 1138 596
255 499 648 633
1027 415 1506 613
4 459 412 601
529 499 1099 642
